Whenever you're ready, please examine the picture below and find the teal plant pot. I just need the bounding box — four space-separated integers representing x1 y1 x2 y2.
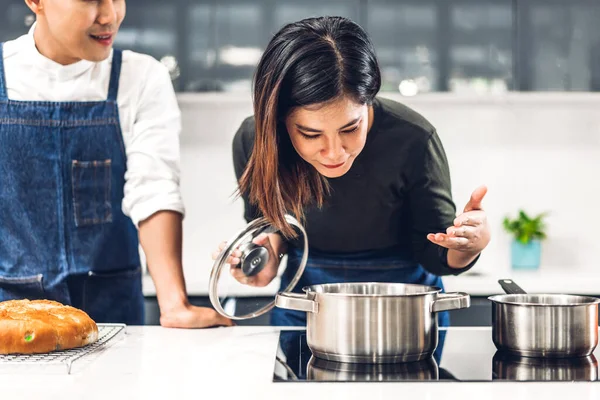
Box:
511 239 541 270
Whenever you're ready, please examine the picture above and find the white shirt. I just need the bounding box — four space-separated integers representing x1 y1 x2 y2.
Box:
2 25 185 227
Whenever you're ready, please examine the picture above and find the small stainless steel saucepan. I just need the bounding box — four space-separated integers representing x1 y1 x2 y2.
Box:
488 279 600 358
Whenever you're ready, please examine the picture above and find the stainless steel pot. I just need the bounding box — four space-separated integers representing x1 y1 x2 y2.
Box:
493 351 598 381
307 355 439 381
489 279 600 358
275 282 470 363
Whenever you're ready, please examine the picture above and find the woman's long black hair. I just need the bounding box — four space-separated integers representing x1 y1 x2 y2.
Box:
239 16 382 237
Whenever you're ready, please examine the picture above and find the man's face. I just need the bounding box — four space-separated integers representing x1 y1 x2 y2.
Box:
28 0 126 64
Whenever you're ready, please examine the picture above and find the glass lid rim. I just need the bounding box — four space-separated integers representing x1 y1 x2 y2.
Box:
208 214 309 320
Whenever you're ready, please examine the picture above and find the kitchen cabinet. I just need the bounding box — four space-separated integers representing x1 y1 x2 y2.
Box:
524 0 600 91
0 1 33 40
2 0 598 92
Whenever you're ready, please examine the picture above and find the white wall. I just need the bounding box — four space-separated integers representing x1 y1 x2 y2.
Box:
172 93 600 292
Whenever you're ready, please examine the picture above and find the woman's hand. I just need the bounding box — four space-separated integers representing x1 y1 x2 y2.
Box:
427 185 491 268
211 233 286 287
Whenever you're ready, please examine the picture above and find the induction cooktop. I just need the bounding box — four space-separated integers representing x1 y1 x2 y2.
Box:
273 327 600 382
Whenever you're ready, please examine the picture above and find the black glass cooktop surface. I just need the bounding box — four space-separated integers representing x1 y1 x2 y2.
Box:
273 328 600 382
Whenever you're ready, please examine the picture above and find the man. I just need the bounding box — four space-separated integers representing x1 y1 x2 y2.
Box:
0 0 232 328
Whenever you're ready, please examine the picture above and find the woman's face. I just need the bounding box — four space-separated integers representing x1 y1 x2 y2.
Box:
285 97 373 179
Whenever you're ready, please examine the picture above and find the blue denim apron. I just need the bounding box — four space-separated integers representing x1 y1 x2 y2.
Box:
0 44 144 324
271 246 450 328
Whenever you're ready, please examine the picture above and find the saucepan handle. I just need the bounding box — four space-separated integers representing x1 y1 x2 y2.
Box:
498 279 528 295
431 292 471 313
275 292 319 313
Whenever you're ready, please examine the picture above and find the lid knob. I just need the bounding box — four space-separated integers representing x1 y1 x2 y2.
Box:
238 242 269 277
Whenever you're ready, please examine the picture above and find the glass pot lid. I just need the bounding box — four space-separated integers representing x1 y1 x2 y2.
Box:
208 215 308 320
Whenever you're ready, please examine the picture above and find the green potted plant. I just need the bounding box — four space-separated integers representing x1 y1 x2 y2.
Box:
502 210 548 270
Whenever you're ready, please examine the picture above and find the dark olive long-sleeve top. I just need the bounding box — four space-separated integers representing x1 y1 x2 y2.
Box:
232 97 475 276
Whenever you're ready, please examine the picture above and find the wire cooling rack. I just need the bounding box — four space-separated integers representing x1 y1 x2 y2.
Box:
0 323 126 374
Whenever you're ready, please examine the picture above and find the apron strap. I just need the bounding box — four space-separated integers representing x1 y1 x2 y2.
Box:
0 43 7 100
107 49 122 102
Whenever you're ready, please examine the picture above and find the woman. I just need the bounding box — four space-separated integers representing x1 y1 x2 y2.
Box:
214 16 490 326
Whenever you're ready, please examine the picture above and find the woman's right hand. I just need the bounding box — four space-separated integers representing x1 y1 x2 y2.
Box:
211 233 285 287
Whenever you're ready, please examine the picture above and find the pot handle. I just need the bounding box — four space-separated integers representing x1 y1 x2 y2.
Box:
498 279 528 295
431 292 470 313
275 292 319 314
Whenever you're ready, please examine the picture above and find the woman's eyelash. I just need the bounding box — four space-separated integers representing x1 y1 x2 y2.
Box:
299 125 358 139
300 132 320 140
341 126 359 134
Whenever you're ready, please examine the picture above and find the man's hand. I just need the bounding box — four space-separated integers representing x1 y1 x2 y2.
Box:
159 302 234 328
139 211 233 328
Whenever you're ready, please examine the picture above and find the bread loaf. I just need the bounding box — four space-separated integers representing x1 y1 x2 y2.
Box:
0 299 98 354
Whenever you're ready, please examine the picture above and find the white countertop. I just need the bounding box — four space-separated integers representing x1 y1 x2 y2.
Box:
2 326 599 400
142 266 600 298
